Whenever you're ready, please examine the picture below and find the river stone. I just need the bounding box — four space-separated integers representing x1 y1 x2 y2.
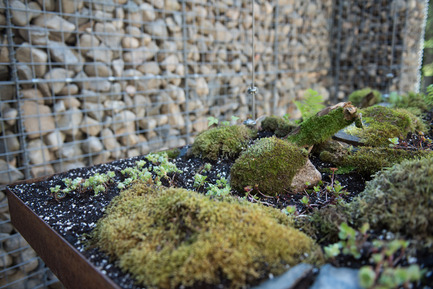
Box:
82 136 104 153
27 139 50 165
45 130 65 150
137 61 160 75
59 0 83 13
310 264 362 289
10 0 32 26
252 263 313 289
33 14 75 41
44 68 73 94
144 19 168 38
22 101 55 138
80 116 102 136
79 34 100 54
0 249 12 267
47 41 82 72
291 159 322 191
18 25 49 45
4 234 29 253
86 44 113 64
0 159 23 184
15 43 47 77
56 107 83 137
95 22 122 48
140 3 155 21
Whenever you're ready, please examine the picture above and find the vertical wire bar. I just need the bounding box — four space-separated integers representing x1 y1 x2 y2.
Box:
416 0 430 92
4 0 31 180
181 0 191 145
272 0 280 115
332 0 343 101
251 0 256 120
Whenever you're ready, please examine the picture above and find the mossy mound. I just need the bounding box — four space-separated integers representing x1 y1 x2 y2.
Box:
349 156 433 243
390 91 433 116
191 125 256 160
261 116 296 137
348 88 381 107
93 184 317 289
320 146 433 176
230 137 308 196
345 106 426 147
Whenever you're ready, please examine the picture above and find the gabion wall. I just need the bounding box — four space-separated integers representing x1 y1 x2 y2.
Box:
0 0 427 288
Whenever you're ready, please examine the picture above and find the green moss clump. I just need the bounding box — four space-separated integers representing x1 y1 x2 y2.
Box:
320 146 433 176
287 105 359 147
191 125 256 160
349 156 433 243
297 205 351 243
348 88 381 107
93 184 317 289
389 91 433 116
261 116 296 137
345 106 426 147
230 137 308 196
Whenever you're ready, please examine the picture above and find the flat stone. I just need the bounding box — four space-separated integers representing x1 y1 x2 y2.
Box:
291 159 322 191
27 139 50 165
31 164 54 178
18 25 49 45
252 263 314 289
11 0 32 26
44 68 73 95
123 42 158 64
15 43 47 77
47 41 82 72
144 19 168 38
33 14 75 41
0 159 24 184
44 130 65 150
22 101 55 138
137 61 161 75
80 116 102 136
111 59 124 77
333 130 364 146
55 107 83 137
95 22 122 48
81 136 104 153
310 264 362 289
86 44 113 64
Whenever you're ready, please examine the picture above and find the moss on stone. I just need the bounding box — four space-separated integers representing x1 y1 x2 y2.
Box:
93 184 317 289
230 137 308 196
390 91 433 116
345 106 426 147
287 105 359 147
191 125 256 160
348 88 381 107
349 156 433 245
320 146 433 176
261 116 296 137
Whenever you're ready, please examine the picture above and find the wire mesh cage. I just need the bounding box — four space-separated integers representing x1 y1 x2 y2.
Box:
0 0 428 288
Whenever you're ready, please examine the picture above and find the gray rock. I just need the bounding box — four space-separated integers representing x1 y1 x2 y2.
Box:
55 107 83 137
44 68 73 95
252 263 313 289
32 14 75 41
15 43 47 77
27 139 50 165
81 136 104 153
310 264 362 289
291 159 322 191
22 101 55 138
47 41 82 72
18 25 49 45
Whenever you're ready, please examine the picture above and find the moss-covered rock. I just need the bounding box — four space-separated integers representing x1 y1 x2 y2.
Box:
287 103 360 147
261 116 296 137
349 156 433 244
389 91 433 116
348 88 381 107
230 137 308 195
93 184 317 289
191 125 256 160
320 146 433 176
345 106 426 147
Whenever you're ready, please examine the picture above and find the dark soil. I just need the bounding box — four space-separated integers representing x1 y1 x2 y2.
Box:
8 125 433 289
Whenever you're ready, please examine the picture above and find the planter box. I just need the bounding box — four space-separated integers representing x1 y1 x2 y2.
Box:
6 176 121 289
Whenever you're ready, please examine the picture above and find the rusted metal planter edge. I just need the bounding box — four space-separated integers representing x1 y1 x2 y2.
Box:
6 179 121 289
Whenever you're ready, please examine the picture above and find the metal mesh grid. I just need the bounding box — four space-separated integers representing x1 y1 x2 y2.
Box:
0 0 427 288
